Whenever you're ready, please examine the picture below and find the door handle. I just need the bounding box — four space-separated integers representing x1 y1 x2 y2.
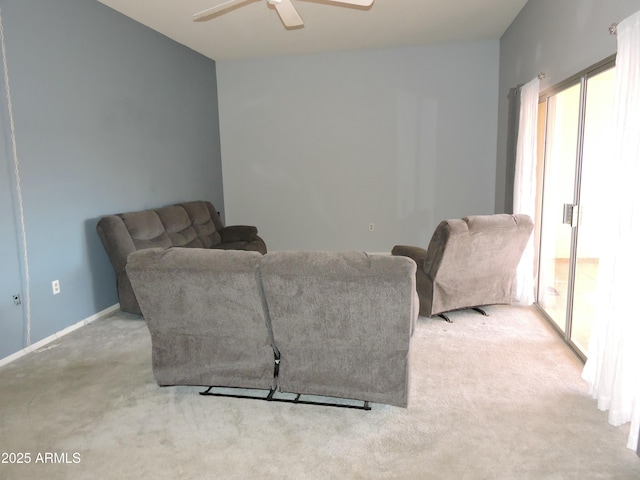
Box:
563 204 580 227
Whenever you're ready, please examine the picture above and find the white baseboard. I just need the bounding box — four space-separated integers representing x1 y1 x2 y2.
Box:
0 303 120 368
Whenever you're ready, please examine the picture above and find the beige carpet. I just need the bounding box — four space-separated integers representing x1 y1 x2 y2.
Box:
1 306 639 479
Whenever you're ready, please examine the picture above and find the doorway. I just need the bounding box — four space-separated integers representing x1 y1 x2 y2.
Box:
536 60 616 359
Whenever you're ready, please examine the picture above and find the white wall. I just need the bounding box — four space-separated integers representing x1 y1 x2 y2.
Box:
217 41 499 252
495 0 640 212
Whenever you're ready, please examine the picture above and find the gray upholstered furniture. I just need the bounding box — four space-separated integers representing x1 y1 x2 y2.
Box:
392 214 533 321
260 251 418 408
126 248 418 408
97 200 266 315
126 248 276 390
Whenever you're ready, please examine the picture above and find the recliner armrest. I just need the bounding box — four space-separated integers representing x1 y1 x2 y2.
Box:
220 225 259 243
392 245 429 270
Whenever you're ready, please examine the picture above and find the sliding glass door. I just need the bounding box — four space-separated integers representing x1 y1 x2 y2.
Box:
537 82 580 338
536 62 615 358
570 67 615 353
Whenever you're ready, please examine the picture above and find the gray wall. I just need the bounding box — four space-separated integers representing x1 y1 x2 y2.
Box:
495 0 640 212
217 41 500 252
0 0 222 359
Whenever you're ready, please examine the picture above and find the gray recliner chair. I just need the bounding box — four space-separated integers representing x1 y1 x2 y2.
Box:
392 214 533 322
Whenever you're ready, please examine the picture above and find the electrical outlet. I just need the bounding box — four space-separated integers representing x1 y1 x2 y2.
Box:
369 223 375 231
52 280 60 295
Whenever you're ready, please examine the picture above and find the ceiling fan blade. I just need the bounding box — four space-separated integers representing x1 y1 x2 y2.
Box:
326 0 374 6
193 0 250 22
272 0 304 28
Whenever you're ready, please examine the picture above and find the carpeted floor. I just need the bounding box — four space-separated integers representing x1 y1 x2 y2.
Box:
1 305 639 479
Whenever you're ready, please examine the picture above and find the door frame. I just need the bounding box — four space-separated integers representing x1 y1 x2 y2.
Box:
534 55 616 361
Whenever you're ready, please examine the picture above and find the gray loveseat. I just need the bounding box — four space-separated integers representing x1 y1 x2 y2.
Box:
126 248 418 408
97 200 266 314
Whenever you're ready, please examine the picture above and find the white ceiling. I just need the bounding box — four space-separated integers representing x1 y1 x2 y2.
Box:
96 0 528 61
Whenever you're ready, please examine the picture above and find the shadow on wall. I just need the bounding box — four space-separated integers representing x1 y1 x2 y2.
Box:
84 217 118 312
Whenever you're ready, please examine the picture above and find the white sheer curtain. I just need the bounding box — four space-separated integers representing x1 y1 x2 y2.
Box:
512 77 540 305
582 10 640 452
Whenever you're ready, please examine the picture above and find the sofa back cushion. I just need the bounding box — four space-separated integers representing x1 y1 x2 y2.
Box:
259 250 417 407
126 247 276 389
110 201 223 252
156 205 204 248
181 201 224 248
119 210 173 251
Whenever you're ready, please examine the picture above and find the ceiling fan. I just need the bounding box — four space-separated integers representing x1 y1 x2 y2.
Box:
193 0 374 29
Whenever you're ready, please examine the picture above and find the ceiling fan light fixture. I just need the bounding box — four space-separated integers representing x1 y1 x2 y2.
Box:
194 0 373 28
